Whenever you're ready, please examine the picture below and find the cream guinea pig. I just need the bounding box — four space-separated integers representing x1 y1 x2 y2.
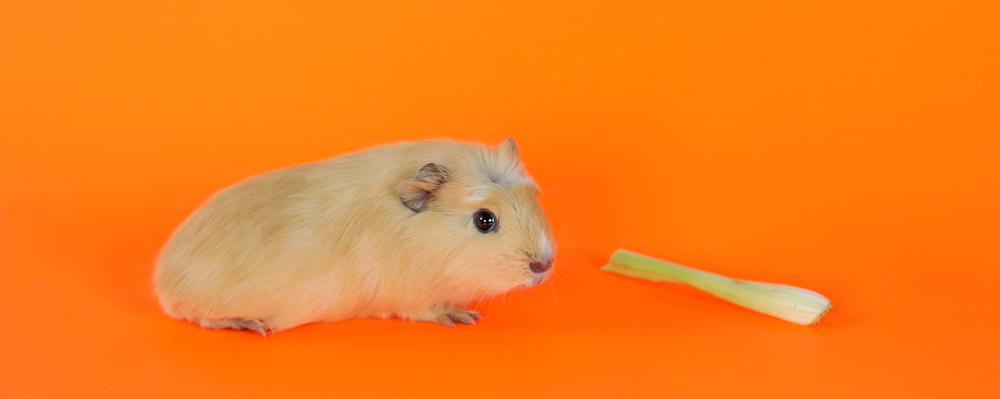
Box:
154 139 554 334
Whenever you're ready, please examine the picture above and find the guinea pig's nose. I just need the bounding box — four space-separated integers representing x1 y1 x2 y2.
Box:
529 259 553 274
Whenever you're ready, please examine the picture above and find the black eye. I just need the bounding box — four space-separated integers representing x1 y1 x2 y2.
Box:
473 209 497 233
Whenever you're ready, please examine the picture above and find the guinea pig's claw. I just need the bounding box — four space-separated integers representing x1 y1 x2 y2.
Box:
433 309 481 327
435 316 456 327
197 318 274 336
234 319 272 336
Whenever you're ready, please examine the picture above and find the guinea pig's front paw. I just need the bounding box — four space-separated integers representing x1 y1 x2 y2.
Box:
422 308 482 327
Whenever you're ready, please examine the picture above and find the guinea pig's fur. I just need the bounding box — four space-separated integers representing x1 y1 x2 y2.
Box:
154 139 554 334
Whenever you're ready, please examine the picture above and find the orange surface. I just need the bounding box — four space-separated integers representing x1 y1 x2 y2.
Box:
2 0 998 397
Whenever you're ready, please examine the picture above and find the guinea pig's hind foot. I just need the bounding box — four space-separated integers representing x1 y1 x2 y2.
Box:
198 318 275 336
426 308 482 327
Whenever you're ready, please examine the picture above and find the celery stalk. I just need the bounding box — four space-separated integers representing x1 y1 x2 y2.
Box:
603 249 832 325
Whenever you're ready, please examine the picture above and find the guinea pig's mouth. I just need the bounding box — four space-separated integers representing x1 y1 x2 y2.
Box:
512 270 548 290
526 257 553 286
512 257 552 288
527 270 550 286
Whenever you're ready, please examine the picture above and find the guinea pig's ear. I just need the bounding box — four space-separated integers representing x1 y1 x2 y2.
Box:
397 163 449 212
499 137 519 160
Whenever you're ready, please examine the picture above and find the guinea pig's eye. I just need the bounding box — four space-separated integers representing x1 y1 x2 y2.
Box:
473 209 498 233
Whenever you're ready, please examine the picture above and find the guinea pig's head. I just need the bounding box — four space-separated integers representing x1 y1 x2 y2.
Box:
397 139 555 297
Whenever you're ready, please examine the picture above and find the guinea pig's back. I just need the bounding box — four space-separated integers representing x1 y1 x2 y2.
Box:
154 140 483 325
154 148 397 319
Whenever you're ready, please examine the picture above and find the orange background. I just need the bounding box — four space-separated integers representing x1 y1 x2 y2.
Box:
2 0 998 397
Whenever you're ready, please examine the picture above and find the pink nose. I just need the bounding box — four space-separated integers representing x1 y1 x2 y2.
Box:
529 260 552 273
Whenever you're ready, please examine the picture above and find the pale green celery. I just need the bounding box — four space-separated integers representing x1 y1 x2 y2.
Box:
603 249 832 326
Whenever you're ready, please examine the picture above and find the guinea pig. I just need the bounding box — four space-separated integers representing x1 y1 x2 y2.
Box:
154 138 554 334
